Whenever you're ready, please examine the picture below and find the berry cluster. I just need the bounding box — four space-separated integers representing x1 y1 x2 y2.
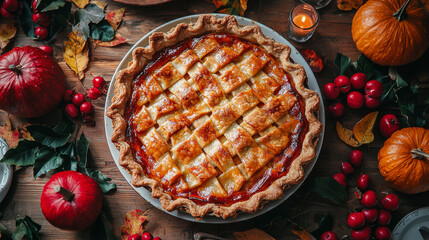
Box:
0 0 21 19
87 76 106 100
32 0 52 40
128 233 161 240
324 73 383 118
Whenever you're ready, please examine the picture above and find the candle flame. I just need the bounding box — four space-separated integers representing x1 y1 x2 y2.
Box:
301 16 306 23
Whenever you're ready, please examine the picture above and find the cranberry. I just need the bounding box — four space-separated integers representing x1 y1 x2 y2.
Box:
323 83 340 100
2 0 19 13
341 162 354 175
357 174 370 190
35 26 49 40
365 80 383 98
328 102 344 118
153 237 161 240
347 91 364 109
128 234 141 240
361 190 377 207
351 226 371 240
349 150 363 167
63 89 74 103
375 226 392 240
365 95 381 109
332 173 347 188
379 114 400 138
88 87 102 100
378 209 392 225
38 45 53 56
362 208 378 223
347 212 366 229
72 93 86 106
65 104 79 118
381 194 399 211
350 73 368 90
93 76 106 88
32 0 38 11
32 12 52 27
334 75 351 94
0 7 14 18
141 232 152 240
320 231 338 240
80 102 93 114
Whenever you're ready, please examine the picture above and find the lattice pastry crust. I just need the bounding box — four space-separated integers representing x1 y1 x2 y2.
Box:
107 15 322 219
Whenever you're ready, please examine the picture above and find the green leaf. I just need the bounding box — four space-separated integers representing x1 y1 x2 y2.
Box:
26 125 71 148
19 0 36 38
71 3 105 38
52 115 74 135
90 211 116 240
88 170 117 193
11 216 41 240
396 72 408 88
33 147 63 178
334 53 350 75
47 2 71 41
0 222 11 239
1 140 40 166
311 214 333 239
57 143 77 171
38 0 67 12
89 19 114 41
356 54 375 79
77 133 89 168
307 177 347 205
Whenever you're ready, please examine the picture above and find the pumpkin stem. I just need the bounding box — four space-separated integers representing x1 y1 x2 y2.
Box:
54 185 75 202
393 0 411 21
411 148 429 160
8 64 22 75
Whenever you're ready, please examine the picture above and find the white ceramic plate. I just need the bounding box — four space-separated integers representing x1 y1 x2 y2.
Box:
0 137 13 204
393 207 429 240
104 14 325 223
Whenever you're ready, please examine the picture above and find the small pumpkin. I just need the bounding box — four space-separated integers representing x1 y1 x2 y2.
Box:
378 127 429 194
352 0 429 66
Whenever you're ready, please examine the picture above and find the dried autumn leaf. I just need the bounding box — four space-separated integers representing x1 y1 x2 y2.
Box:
20 123 34 141
337 0 363 10
120 209 149 240
336 121 360 147
72 0 89 8
0 116 20 148
105 8 125 31
213 0 248 16
92 1 107 10
0 22 17 51
97 32 127 47
353 112 378 144
233 228 275 240
290 223 316 240
299 49 324 73
64 31 89 80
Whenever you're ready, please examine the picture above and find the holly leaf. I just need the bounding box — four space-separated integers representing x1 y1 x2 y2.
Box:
213 0 248 16
120 209 149 240
1 140 40 166
336 122 360 147
0 116 20 148
334 53 350 75
72 0 89 8
11 216 41 240
64 31 89 80
353 112 378 144
105 8 125 31
299 49 324 73
33 147 63 178
88 170 117 193
233 229 275 240
0 22 17 52
26 125 71 148
356 54 375 79
311 214 333 239
97 32 127 47
89 19 114 41
307 177 347 205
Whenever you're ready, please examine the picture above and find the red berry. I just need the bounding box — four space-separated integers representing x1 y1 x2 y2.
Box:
127 234 141 240
72 93 85 106
361 190 377 207
320 231 338 240
334 75 351 94
141 232 152 240
375 226 392 240
379 114 400 138
32 0 38 11
2 0 19 13
65 104 79 118
32 12 52 27
323 83 340 100
341 162 354 175
80 102 93 114
153 238 161 240
362 208 378 223
347 91 364 109
350 73 368 89
328 102 344 118
0 7 14 18
365 80 383 98
365 95 381 109
63 89 74 103
88 87 102 100
349 150 363 167
35 26 49 40
92 76 106 88
332 173 347 187
381 194 399 211
378 209 392 225
347 212 366 229
351 226 371 240
38 45 53 56
357 174 370 190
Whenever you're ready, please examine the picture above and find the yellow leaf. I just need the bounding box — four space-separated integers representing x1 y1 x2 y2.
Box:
105 8 125 31
353 112 378 144
233 228 275 240
72 0 89 8
0 22 16 50
97 32 127 47
212 0 248 16
120 209 149 240
290 224 316 240
92 0 107 10
336 121 360 147
63 31 89 80
19 123 34 141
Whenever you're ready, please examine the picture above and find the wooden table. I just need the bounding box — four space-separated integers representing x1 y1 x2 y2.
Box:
1 0 429 239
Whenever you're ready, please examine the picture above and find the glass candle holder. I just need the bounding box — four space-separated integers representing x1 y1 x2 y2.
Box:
288 3 319 43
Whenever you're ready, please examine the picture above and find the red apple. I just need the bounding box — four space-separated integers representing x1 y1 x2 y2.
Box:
365 80 383 98
350 73 368 89
379 114 400 138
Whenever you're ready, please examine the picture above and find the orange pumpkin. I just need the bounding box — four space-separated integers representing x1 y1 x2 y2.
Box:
352 0 429 66
378 127 429 194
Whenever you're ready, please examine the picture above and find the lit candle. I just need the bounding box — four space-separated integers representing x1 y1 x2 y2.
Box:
288 4 319 42
293 14 314 29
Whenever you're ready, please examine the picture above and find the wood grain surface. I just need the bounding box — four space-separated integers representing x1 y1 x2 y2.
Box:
1 0 429 239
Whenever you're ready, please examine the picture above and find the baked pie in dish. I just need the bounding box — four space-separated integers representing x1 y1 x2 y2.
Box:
107 15 322 219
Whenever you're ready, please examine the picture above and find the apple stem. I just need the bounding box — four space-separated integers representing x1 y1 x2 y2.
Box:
393 0 411 21
411 148 429 160
8 64 22 75
54 185 75 202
